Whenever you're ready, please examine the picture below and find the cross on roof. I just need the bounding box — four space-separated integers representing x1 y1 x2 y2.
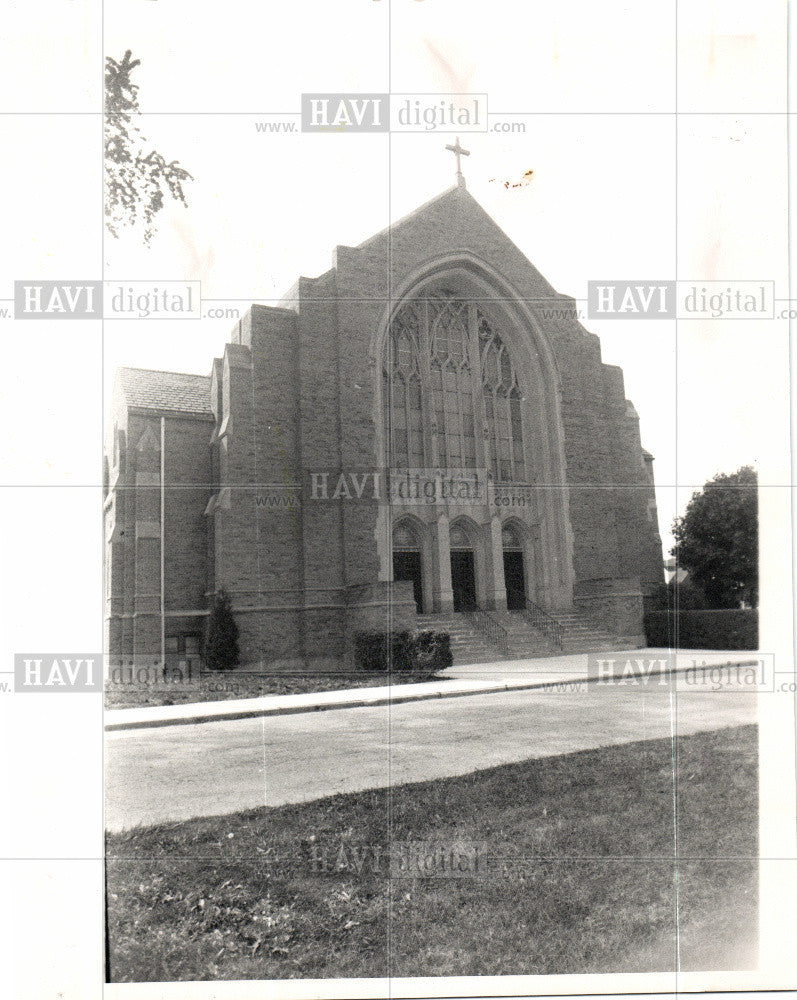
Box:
445 136 470 188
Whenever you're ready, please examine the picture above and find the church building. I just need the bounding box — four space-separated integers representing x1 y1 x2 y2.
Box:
104 165 663 669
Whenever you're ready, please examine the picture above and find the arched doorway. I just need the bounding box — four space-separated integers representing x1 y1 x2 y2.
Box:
449 523 477 611
392 521 424 613
502 523 527 610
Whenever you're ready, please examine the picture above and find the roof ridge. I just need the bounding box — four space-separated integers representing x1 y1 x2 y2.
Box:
120 366 211 379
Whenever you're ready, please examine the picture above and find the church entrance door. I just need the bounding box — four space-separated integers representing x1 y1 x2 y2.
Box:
503 551 526 610
450 550 477 611
393 550 424 613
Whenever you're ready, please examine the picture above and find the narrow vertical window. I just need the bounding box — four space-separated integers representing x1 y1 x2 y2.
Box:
384 305 423 467
478 311 525 482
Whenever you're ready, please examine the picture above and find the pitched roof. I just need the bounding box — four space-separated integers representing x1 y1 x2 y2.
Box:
352 184 560 302
356 185 461 250
117 367 212 414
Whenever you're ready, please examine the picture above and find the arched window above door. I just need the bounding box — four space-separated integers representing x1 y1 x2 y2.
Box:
502 524 523 550
392 522 419 550
449 524 471 549
383 289 527 482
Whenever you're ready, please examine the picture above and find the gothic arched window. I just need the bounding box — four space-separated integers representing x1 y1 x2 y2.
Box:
383 304 424 469
383 291 526 481
392 521 420 550
502 524 523 550
429 294 474 469
479 312 524 482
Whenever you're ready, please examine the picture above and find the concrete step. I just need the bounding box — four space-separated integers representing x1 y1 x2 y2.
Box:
414 614 506 665
413 608 630 662
475 610 557 658
500 609 621 655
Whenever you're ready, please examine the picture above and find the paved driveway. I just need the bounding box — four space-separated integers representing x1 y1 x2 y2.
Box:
105 679 756 832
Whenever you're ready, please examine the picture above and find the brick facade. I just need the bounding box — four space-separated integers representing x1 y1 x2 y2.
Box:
104 185 663 668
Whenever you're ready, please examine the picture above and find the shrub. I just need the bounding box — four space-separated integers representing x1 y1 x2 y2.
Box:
352 631 384 671
413 630 453 671
643 609 758 650
352 629 452 673
353 630 413 672
205 589 241 670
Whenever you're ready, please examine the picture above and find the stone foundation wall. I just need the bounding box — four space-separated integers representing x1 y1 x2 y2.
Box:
573 577 646 644
224 582 418 671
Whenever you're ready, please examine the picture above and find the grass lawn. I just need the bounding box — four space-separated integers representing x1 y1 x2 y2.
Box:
106 724 757 982
105 669 444 709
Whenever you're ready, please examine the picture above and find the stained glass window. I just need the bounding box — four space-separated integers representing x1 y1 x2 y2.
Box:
478 310 525 481
384 293 526 481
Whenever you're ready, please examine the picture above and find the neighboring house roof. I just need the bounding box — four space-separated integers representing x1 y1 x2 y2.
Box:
663 557 690 585
118 367 212 415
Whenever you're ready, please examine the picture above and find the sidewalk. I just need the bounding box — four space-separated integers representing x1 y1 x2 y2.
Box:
104 649 759 732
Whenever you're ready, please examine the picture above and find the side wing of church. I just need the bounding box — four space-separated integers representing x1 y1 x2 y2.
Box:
104 185 664 669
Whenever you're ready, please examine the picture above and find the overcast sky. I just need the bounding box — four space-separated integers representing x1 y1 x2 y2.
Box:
1 0 789 553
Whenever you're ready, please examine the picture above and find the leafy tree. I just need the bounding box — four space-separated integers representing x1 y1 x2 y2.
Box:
205 589 241 671
672 466 758 608
104 50 192 244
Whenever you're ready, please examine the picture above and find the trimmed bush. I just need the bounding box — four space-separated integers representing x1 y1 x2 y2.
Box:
205 589 240 670
352 629 452 672
353 630 413 672
643 610 758 650
413 630 453 671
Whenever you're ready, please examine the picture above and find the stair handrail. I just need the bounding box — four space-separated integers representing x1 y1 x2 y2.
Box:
523 601 564 650
465 606 510 658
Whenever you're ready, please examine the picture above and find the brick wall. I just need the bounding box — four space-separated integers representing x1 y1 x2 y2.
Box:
106 185 663 664
163 415 213 612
